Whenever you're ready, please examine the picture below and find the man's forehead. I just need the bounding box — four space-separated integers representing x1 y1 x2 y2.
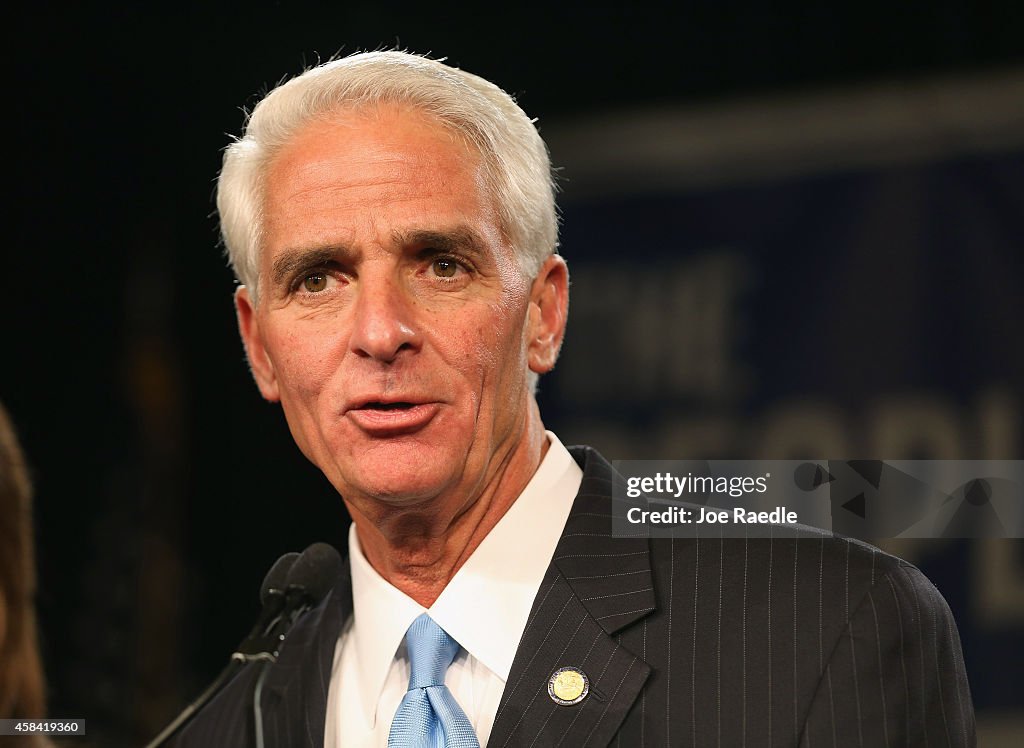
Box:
252 105 523 287
262 107 486 220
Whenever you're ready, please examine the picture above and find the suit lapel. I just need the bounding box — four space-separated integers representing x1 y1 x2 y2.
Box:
260 566 353 748
490 447 655 747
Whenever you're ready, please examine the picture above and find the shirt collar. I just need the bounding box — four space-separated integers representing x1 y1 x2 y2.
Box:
348 526 425 724
346 431 582 721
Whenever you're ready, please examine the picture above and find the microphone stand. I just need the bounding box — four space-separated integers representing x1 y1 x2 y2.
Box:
142 570 294 748
143 544 340 747
249 587 316 748
142 661 245 748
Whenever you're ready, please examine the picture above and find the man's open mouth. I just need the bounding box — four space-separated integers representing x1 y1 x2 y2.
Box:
346 400 440 435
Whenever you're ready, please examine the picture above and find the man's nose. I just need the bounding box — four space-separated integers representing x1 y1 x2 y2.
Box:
348 275 420 363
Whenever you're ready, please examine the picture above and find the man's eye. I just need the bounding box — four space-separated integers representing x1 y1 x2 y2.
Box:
302 273 328 292
431 258 460 278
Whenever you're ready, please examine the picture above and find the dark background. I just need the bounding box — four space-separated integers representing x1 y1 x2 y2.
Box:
6 2 1024 745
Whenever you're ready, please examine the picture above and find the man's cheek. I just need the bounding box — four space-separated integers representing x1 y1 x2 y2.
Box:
273 340 338 397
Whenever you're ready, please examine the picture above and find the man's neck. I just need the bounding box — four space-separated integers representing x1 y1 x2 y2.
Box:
348 416 549 607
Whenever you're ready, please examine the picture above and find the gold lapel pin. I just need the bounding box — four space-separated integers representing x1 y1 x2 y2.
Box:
548 666 589 706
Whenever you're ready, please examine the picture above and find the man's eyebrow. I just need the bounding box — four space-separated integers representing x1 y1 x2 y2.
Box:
394 227 489 256
267 228 488 288
269 247 344 288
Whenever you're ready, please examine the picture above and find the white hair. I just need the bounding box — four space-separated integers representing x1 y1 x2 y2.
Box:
217 51 559 304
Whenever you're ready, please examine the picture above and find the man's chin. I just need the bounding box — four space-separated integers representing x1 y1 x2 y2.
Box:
330 453 461 507
317 429 475 505
338 476 455 509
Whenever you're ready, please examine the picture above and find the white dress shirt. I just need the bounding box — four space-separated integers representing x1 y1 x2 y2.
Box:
324 432 583 748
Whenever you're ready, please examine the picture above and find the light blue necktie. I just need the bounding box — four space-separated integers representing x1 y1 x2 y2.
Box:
387 614 481 748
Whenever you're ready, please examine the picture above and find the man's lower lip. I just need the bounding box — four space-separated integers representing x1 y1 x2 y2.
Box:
347 403 440 435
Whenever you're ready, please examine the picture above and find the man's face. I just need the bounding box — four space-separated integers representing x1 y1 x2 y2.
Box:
236 105 566 511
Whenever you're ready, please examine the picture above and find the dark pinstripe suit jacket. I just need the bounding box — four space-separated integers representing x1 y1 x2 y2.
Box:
170 446 975 747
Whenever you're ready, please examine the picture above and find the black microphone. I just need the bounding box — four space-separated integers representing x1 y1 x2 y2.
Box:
250 543 343 748
250 552 299 635
262 551 301 606
235 542 343 661
281 541 343 613
143 546 340 748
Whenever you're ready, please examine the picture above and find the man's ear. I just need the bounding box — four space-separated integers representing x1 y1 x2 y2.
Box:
235 286 281 402
526 254 570 375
